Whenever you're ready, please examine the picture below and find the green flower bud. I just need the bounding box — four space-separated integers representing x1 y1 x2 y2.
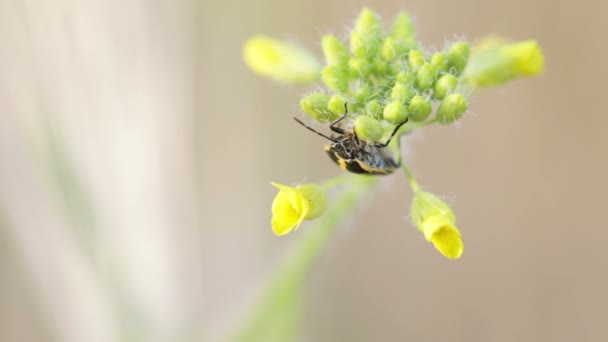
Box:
465 38 544 87
328 94 347 117
365 99 383 119
381 37 397 60
391 13 419 57
388 60 404 75
390 12 416 42
391 82 414 102
349 31 367 58
415 63 438 91
408 50 426 72
407 95 432 121
321 65 349 92
374 57 388 75
436 93 467 124
354 84 372 102
411 191 455 231
321 35 350 65
347 102 364 115
354 8 384 35
431 52 447 72
433 74 459 100
396 71 415 84
300 93 337 122
349 57 373 78
354 116 384 142
383 100 408 124
351 8 384 58
446 41 470 75
395 39 418 57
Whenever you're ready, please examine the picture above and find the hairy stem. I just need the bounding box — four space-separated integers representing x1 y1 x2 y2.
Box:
402 161 421 193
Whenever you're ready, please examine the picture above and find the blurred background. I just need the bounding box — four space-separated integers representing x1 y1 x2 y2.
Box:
1 0 607 341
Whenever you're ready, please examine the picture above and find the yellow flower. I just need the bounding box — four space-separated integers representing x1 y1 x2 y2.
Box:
271 182 327 236
243 35 321 83
465 37 544 87
410 191 463 259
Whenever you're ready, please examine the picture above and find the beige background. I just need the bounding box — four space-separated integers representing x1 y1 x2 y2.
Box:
1 0 607 341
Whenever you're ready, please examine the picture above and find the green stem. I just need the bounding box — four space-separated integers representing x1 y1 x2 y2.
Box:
401 160 421 193
321 173 355 190
230 175 377 341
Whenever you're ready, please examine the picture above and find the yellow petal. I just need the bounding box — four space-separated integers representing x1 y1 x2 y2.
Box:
503 40 544 76
466 38 544 87
410 192 455 231
243 36 321 83
429 224 463 259
270 182 309 236
271 189 300 235
271 217 296 236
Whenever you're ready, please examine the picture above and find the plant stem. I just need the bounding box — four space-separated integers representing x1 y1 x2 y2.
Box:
321 174 355 190
402 161 421 193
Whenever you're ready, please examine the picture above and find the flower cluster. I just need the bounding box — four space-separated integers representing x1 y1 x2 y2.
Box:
244 8 544 259
301 9 472 139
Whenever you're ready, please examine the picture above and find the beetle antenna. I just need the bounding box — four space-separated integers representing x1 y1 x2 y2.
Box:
293 117 338 143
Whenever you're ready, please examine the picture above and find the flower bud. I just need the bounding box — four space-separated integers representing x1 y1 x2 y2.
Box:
433 74 458 100
374 57 388 75
387 60 404 75
349 57 373 78
465 38 544 87
415 63 438 91
349 31 367 59
381 37 397 60
354 116 384 142
503 40 544 76
396 71 415 84
321 34 350 65
436 93 467 124
408 50 426 72
365 99 383 119
391 82 414 103
407 95 432 121
431 52 447 72
354 84 372 102
243 35 321 83
390 12 419 55
383 100 408 124
351 8 384 58
328 94 347 117
410 191 463 259
321 65 349 92
300 93 337 122
446 41 470 75
391 12 416 41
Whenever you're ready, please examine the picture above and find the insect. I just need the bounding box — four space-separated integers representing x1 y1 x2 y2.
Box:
294 104 408 175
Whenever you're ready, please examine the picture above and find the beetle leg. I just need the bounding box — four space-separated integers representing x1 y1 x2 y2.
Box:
329 102 349 134
374 117 409 148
